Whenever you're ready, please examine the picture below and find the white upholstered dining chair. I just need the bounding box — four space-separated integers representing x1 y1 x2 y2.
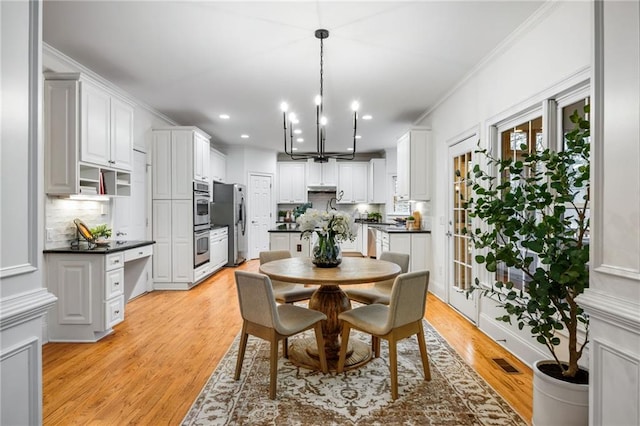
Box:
337 270 431 401
344 251 410 305
259 250 316 304
234 271 328 400
259 250 317 357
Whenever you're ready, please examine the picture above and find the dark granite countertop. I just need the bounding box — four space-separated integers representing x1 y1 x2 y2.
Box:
269 224 301 232
367 225 431 234
44 240 155 254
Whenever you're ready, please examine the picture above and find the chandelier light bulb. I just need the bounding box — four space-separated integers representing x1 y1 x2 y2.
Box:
320 116 328 126
289 112 297 122
280 102 289 112
315 95 322 106
351 101 360 112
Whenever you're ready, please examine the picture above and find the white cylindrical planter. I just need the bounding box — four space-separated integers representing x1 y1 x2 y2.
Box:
532 360 589 426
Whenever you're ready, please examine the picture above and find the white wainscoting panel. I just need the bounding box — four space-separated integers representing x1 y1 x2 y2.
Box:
1 338 39 426
583 2 640 425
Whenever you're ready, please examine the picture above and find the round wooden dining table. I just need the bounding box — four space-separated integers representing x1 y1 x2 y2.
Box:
259 256 401 370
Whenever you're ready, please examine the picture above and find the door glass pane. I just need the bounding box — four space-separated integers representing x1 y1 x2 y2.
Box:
453 150 473 289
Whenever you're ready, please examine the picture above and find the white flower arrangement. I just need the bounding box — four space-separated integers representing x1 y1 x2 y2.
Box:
296 208 357 243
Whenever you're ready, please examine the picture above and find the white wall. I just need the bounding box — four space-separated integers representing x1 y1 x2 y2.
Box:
226 145 277 186
418 1 591 301
416 1 591 367
580 2 640 425
1 1 57 424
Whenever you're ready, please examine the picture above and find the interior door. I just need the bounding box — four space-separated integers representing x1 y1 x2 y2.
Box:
447 135 477 321
248 173 272 259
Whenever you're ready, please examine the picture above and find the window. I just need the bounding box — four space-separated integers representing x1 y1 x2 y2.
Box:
497 115 543 291
392 175 410 214
491 90 590 291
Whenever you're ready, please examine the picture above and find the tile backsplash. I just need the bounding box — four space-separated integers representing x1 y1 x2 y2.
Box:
278 192 384 221
45 197 112 249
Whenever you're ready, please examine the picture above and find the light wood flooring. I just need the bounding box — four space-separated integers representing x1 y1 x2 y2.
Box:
43 259 532 425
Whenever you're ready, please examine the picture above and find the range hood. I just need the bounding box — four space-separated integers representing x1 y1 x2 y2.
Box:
307 185 337 192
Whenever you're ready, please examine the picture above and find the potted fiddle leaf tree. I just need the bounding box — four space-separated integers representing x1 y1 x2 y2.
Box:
463 107 590 426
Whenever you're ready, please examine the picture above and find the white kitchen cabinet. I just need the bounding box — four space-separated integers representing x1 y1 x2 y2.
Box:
194 132 210 183
152 127 211 199
277 162 307 203
44 75 133 196
210 148 227 184
45 244 154 342
80 78 134 171
171 199 193 282
382 231 431 272
341 232 361 253
210 227 229 272
152 200 173 283
153 198 209 289
337 162 368 203
269 232 310 257
410 233 430 272
368 158 386 203
45 73 133 171
152 127 213 290
397 129 430 201
45 252 125 342
306 158 337 187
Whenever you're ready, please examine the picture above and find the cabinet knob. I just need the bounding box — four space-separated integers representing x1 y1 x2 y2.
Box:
113 259 120 264
114 282 120 286
138 251 143 255
114 310 120 314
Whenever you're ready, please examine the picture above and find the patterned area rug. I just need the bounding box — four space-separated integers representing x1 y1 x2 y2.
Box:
183 320 526 425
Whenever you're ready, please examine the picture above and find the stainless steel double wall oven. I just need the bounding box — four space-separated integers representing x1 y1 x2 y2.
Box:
193 181 210 267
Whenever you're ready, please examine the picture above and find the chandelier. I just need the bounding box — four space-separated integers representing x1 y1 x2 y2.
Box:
280 29 359 163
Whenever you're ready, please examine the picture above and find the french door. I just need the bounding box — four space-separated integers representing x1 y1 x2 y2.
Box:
447 135 477 321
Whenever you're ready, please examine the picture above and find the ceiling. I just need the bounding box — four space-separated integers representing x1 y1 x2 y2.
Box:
43 1 544 154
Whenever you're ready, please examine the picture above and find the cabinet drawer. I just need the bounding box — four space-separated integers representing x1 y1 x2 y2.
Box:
106 252 125 271
194 263 210 282
105 267 124 299
210 227 228 238
105 296 124 329
124 244 153 262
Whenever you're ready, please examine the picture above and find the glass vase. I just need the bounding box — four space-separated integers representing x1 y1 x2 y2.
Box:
312 234 342 268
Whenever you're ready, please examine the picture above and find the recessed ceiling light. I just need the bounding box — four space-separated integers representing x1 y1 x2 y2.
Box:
347 147 354 151
362 114 372 120
355 135 362 140
241 134 249 139
219 114 230 120
296 138 304 143
294 129 302 135
292 147 298 151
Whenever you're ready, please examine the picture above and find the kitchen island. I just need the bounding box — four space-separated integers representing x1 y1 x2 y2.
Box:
367 225 431 272
268 225 309 257
44 240 155 342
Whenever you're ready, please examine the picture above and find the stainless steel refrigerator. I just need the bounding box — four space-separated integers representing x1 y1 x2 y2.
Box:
211 183 247 266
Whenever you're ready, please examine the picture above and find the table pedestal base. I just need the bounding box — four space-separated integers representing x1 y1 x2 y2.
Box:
287 284 371 371
287 337 371 371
